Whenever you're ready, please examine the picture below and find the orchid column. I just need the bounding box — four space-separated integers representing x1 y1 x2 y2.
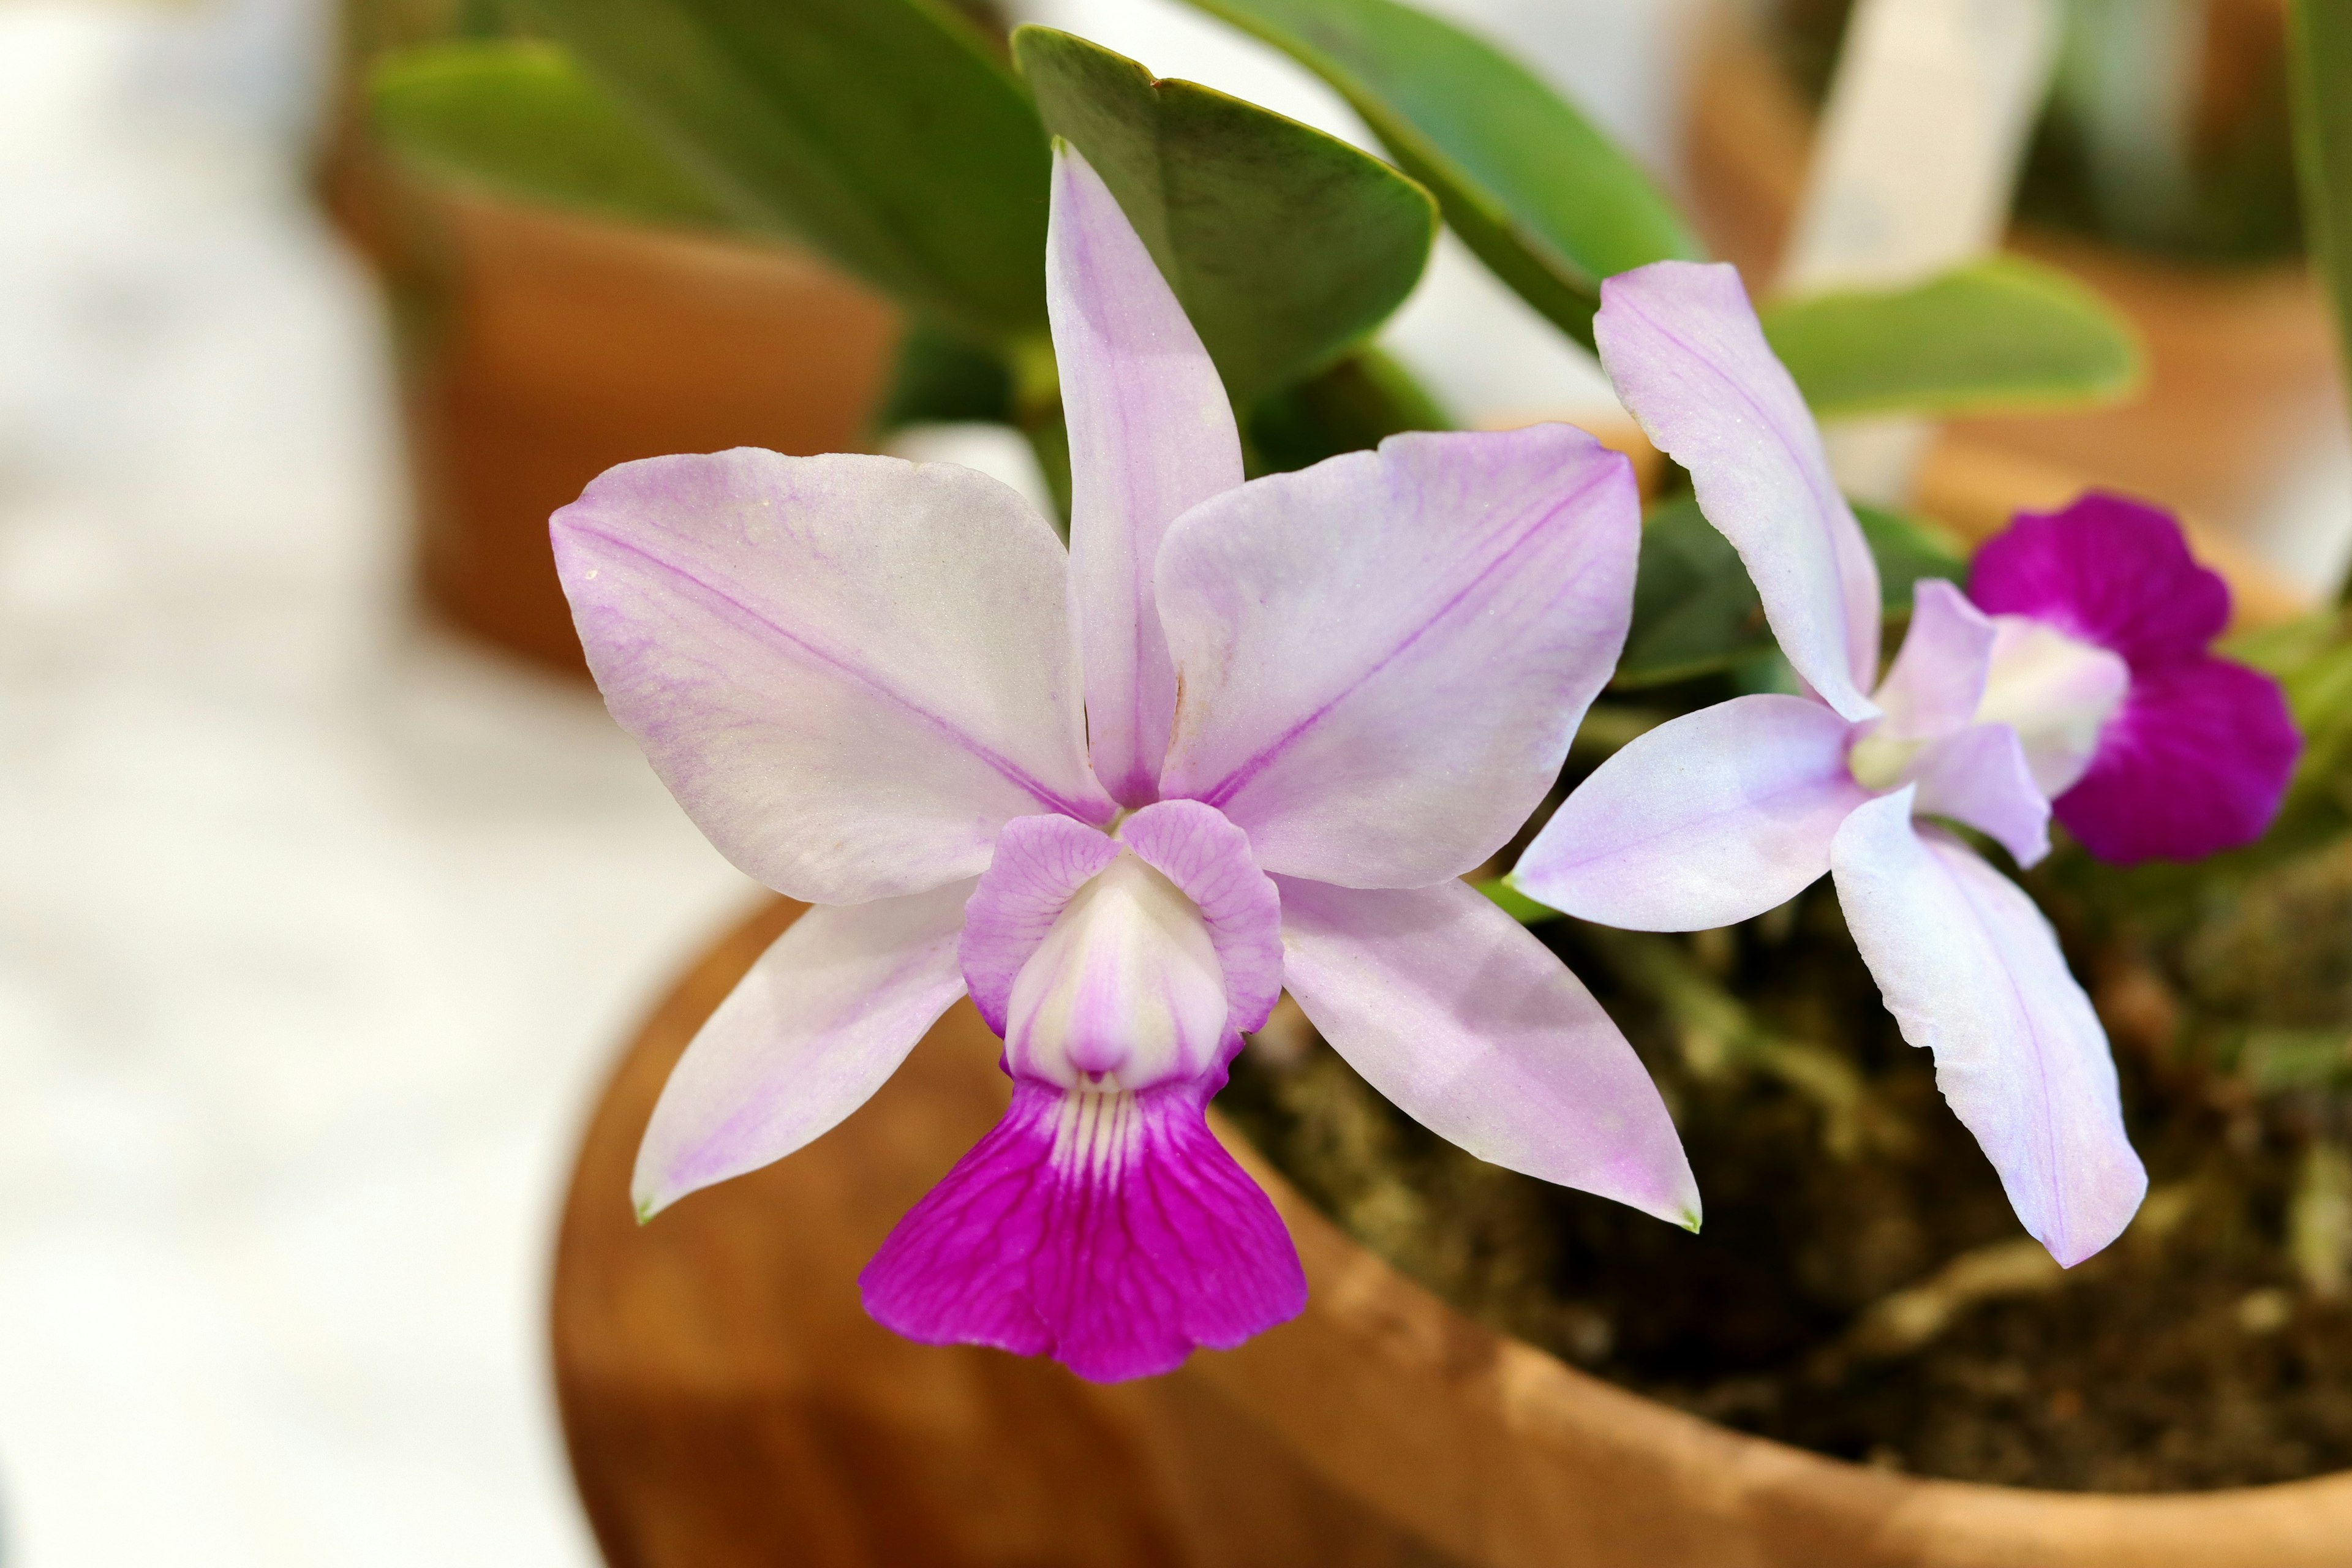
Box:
1513 261 2298 1269
551 145 1697 1382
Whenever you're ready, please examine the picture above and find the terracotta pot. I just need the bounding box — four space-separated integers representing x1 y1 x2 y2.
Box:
337 154 900 673
1682 10 2345 559
551 898 2352 1568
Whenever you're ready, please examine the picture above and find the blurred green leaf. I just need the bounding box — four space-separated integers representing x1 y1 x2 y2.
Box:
1245 347 1448 473
1853 504 1970 608
1615 499 1973 689
368 40 729 227
874 325 1015 430
1183 0 1702 347
2291 0 2352 499
1616 497 1773 688
1761 257 2146 419
1014 27 1435 405
518 0 1049 345
1475 876 1561 925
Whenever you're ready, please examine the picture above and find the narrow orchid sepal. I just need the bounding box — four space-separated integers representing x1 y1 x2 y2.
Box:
861 1076 1306 1382
1051 145 1245 807
1831 791 2146 1266
1594 261 1882 722
1514 694 1868 932
1156 425 1640 889
632 884 976 1219
1276 876 1700 1229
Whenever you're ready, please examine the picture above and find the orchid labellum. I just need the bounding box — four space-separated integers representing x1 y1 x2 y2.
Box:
552 146 1696 1382
1513 260 2298 1268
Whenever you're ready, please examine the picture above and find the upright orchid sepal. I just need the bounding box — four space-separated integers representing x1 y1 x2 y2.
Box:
556 146 1694 1381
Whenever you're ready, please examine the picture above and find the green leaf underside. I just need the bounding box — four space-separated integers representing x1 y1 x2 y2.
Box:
1615 500 1969 690
1245 347 1450 475
1014 26 1435 407
1182 0 1701 349
518 0 1049 346
2290 0 2352 477
1762 256 2146 420
368 41 730 228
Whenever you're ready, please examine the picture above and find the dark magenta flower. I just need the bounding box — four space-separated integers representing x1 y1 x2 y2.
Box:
1969 493 2300 866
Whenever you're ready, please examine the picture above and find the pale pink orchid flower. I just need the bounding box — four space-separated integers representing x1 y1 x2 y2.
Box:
1512 260 2274 1268
552 147 1696 1382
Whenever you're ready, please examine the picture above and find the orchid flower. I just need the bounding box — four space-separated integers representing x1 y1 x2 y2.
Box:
1512 260 2297 1268
551 146 1696 1383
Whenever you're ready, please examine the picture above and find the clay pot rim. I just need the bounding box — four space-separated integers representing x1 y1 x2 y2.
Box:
1204 1100 2352 1521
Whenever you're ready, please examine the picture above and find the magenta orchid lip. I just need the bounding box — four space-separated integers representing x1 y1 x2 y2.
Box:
551 145 1695 1382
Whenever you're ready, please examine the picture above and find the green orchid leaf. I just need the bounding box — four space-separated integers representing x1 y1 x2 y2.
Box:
367 40 729 228
1761 256 2146 419
2291 0 2352 489
1476 876 1561 926
1181 0 1702 347
517 0 1049 346
1615 497 1774 689
1013 26 1436 405
1852 504 1971 608
873 325 1016 431
1245 347 1449 474
1615 499 1972 689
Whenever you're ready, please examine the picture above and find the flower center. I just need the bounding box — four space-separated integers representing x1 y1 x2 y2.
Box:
1004 852 1228 1093
1976 618 2130 797
1845 728 1923 792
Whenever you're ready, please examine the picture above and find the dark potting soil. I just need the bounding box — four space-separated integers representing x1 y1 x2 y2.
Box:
1221 859 2352 1492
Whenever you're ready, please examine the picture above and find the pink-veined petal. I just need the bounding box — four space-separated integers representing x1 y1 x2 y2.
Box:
1872 579 1994 738
632 884 976 1219
1051 145 1245 807
1903 723 2052 867
1156 426 1640 888
1275 876 1699 1228
1513 695 1867 931
861 1077 1305 1382
957 814 1121 1036
1830 793 2146 1266
1596 261 1881 719
555 451 1114 905
1119 799 1284 1035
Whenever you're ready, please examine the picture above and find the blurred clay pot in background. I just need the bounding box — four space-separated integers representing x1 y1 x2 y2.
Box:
550 899 2352 1568
1683 8 2343 567
331 149 900 673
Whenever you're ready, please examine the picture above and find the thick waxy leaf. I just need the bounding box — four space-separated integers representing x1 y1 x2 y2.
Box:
1760 257 2145 419
1185 0 1701 347
1014 27 1435 405
368 41 729 228
1245 347 1449 474
1615 499 1968 690
2291 0 2352 456
519 0 1049 345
